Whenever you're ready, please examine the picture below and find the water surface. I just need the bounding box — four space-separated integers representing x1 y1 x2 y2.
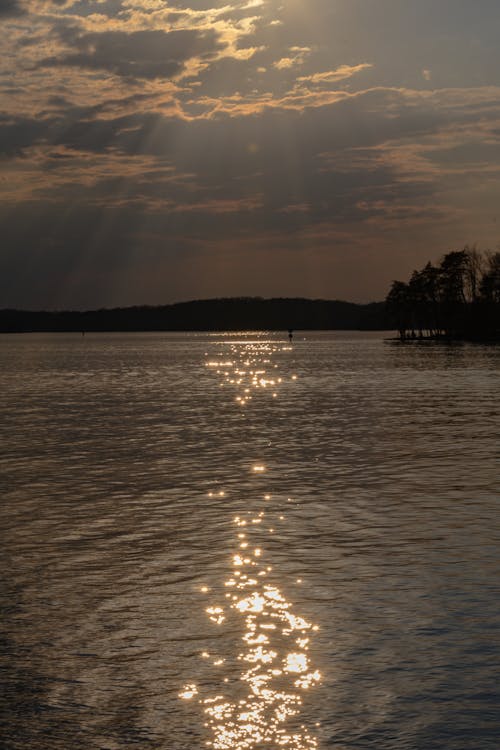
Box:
1 332 499 749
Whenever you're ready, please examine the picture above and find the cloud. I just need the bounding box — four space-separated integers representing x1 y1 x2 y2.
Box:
3 0 500 307
42 27 223 80
0 0 24 15
297 64 373 86
273 46 311 70
0 114 47 155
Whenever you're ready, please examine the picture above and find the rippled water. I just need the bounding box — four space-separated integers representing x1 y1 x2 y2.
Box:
1 331 499 750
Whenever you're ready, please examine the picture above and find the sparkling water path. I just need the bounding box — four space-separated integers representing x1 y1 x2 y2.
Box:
179 340 322 749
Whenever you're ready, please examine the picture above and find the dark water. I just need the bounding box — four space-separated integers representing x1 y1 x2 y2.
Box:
1 332 499 750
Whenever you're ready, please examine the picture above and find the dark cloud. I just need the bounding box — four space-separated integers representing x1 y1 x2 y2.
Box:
0 91 445 286
172 0 229 8
0 114 47 155
42 27 222 80
428 141 500 167
30 88 450 159
0 0 24 16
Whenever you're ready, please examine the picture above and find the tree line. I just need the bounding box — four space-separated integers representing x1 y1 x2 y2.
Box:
0 298 388 333
386 247 500 341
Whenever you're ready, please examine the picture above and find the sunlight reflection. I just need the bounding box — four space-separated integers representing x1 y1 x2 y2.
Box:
252 465 266 473
180 337 319 747
204 335 298 412
181 507 321 749
178 684 198 700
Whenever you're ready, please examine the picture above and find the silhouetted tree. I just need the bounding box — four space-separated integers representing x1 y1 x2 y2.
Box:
480 251 500 304
409 266 441 337
437 250 470 336
385 246 500 341
419 262 442 336
463 245 484 303
386 280 411 340
479 251 500 338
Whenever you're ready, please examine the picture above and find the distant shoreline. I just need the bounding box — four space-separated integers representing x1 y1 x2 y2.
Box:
0 297 389 333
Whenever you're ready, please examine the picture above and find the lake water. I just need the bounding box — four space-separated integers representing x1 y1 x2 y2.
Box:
1 331 499 750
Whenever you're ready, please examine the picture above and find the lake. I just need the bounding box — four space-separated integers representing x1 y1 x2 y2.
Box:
1 331 499 749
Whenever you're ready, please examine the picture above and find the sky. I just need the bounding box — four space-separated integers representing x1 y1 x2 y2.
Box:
2 0 500 309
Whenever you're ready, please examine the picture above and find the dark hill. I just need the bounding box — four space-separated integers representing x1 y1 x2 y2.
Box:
0 297 389 333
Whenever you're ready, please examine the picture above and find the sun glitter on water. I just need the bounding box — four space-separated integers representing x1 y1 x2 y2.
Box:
180 507 322 749
179 336 320 747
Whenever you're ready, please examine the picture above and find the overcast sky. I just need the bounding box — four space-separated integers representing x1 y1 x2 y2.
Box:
2 0 500 308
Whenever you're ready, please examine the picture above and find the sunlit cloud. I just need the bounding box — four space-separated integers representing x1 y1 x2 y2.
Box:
273 46 311 70
297 63 373 85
